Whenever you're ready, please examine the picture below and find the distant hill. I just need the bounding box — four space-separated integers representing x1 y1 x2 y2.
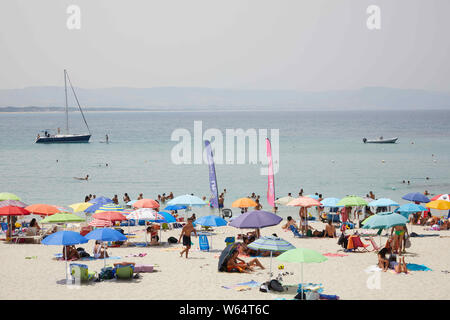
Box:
0 86 449 110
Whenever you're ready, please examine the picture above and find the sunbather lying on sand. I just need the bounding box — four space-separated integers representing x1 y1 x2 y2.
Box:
377 247 391 271
226 250 264 273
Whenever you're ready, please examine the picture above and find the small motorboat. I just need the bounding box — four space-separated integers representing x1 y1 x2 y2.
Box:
363 137 398 144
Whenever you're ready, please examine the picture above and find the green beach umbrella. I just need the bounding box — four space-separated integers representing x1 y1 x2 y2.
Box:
0 193 21 201
336 196 368 207
276 248 327 300
41 212 85 224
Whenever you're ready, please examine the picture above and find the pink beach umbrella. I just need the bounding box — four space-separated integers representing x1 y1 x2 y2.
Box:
133 199 160 209
287 197 322 236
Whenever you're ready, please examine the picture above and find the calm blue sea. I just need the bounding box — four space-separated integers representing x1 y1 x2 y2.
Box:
0 109 449 218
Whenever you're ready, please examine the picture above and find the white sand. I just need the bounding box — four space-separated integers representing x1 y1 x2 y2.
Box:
0 221 449 300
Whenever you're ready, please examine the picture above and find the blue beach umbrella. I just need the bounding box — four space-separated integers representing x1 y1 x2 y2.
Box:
247 236 296 278
42 231 88 281
402 193 430 203
395 203 427 221
126 200 137 206
154 211 177 223
167 195 206 207
320 198 342 207
362 212 408 230
164 204 187 211
193 215 227 227
368 198 400 207
305 195 319 200
85 228 127 267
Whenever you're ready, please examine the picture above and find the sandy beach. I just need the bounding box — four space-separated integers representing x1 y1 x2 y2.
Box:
1 221 449 300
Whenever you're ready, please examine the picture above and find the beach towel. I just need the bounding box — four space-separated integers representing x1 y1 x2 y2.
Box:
297 283 324 293
125 253 147 258
222 280 260 290
323 253 348 257
319 294 340 300
80 256 121 261
406 263 432 271
410 233 440 237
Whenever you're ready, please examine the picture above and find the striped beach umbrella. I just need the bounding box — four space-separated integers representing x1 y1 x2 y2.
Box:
95 203 124 213
430 194 450 201
69 202 93 212
89 219 113 228
126 208 161 220
248 236 296 279
0 200 28 208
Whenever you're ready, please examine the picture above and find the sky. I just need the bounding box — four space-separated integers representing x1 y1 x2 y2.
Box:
0 0 449 92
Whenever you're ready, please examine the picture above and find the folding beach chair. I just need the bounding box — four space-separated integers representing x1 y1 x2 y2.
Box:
70 263 96 282
365 236 380 252
347 235 370 252
114 265 134 280
199 234 210 251
290 225 303 238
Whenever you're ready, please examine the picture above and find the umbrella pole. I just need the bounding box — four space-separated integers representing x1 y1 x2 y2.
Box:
103 242 106 268
269 251 272 281
65 246 69 284
301 262 304 300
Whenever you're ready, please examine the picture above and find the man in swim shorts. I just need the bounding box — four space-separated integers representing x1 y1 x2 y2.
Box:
179 218 197 258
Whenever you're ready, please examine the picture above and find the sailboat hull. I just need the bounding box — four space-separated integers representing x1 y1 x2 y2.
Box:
36 134 91 143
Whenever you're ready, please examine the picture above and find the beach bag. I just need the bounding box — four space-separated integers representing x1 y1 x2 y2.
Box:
168 236 178 244
259 282 269 293
405 237 411 248
99 267 115 280
268 279 284 292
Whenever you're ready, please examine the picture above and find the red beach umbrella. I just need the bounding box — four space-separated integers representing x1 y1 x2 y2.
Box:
25 204 60 216
92 211 126 222
133 199 160 209
0 206 30 240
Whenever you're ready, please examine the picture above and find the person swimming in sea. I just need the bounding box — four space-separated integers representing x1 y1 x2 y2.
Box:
74 175 89 181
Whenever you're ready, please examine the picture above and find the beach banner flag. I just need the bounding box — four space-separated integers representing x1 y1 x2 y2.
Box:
205 140 219 209
266 138 275 208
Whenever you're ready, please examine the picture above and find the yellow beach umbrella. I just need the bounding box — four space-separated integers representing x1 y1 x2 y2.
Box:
69 202 93 212
426 200 450 211
232 197 258 208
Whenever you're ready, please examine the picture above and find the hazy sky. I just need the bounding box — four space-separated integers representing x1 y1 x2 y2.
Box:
1 0 449 91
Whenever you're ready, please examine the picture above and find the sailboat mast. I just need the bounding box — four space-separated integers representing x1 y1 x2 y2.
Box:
64 69 69 134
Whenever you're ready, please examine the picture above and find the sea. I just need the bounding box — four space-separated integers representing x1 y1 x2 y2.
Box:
0 109 449 219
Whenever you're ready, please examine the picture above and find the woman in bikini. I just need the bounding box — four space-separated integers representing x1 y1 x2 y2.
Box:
226 250 264 273
93 241 109 259
391 224 408 254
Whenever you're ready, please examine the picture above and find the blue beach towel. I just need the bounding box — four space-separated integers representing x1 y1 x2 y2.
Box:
222 280 260 289
406 263 432 271
319 294 340 300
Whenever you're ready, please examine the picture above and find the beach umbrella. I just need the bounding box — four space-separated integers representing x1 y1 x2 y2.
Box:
362 212 407 230
229 210 282 232
430 194 450 201
164 204 187 211
25 204 60 216
40 212 85 224
336 196 368 207
193 215 227 227
94 203 124 213
218 243 240 272
92 211 126 222
155 211 177 223
368 198 399 207
275 196 295 206
320 198 342 207
167 195 207 207
305 195 319 200
402 192 430 203
0 193 20 201
394 203 427 220
133 198 160 209
287 197 322 207
85 228 127 267
89 219 113 228
88 196 113 205
69 202 93 212
0 200 27 208
127 208 159 220
426 200 450 211
193 215 227 249
247 236 296 278
41 231 88 282
276 248 327 300
0 206 30 239
231 198 258 208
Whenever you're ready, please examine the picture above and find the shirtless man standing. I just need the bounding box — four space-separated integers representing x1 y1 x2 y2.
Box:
179 218 197 258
